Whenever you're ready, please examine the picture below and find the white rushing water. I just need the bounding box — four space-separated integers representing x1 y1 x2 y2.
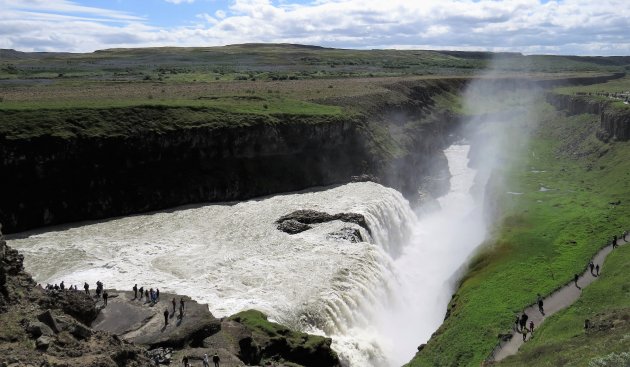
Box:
8 144 486 367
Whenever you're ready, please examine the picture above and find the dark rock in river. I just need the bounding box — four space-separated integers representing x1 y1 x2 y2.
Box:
276 209 370 234
327 227 363 243
277 219 312 234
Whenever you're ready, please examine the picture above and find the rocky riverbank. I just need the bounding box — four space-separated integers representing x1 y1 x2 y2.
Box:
0 226 341 367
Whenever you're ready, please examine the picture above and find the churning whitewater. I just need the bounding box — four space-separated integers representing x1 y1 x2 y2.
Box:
8 144 485 367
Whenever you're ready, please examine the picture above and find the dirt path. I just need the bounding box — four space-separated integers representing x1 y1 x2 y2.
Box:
488 235 628 362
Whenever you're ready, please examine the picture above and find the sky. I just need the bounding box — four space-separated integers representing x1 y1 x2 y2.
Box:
1 0 629 55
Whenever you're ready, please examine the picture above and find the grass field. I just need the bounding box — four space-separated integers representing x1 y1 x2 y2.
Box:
407 94 630 366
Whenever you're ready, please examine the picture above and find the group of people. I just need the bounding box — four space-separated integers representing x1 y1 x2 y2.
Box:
132 283 161 305
514 311 535 342
163 297 187 326
182 353 220 367
44 280 109 305
513 230 628 343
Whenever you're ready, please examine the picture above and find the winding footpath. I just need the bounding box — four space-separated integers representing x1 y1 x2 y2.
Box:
488 235 628 362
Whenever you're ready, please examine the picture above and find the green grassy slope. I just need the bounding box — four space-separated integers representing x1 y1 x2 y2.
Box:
407 99 630 366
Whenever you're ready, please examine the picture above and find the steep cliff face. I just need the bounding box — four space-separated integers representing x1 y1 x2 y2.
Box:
545 93 630 141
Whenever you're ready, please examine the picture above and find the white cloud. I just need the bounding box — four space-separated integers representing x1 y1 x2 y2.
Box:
1 0 630 55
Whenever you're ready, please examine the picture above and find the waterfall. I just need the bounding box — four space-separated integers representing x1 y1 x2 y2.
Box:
6 144 483 367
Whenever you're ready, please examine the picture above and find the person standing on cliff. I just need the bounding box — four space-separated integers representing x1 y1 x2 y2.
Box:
156 288 160 302
133 284 138 299
163 309 169 326
212 353 220 367
139 286 144 300
84 282 90 295
203 353 209 367
172 297 176 315
103 290 108 306
179 298 185 319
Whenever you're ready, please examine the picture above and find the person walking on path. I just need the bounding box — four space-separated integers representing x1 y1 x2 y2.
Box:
133 284 138 299
574 273 580 289
589 261 595 275
212 353 220 367
612 235 618 248
163 309 169 327
521 327 528 342
172 297 177 315
103 290 108 306
623 230 628 241
203 353 209 367
596 264 600 276
514 316 521 331
182 356 189 367
538 298 545 315
519 313 528 331
84 282 90 295
529 320 535 334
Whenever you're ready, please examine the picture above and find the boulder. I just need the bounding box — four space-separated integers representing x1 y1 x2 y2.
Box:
36 335 53 350
276 220 312 234
71 322 93 340
39 289 98 324
276 210 370 235
37 310 60 333
27 321 54 338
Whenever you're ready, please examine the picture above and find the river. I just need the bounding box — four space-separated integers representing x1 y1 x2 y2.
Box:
8 144 486 367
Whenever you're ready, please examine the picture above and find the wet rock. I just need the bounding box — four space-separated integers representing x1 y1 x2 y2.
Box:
351 174 378 183
276 210 370 234
276 220 312 234
327 228 363 243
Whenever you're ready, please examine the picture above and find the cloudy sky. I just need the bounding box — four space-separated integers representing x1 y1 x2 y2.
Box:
1 0 629 55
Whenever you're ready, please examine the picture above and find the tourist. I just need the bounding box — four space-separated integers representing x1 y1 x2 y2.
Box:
164 309 169 326
156 288 160 301
589 261 594 275
519 313 528 331
212 353 220 367
84 282 90 295
574 273 580 288
203 353 209 367
514 315 520 331
522 327 528 342
133 284 138 299
538 298 544 315
60 281 65 290
179 298 185 318
612 235 618 248
103 290 108 306
182 356 190 367
172 297 177 314
529 320 534 333
139 286 144 300
595 264 600 276
145 289 149 302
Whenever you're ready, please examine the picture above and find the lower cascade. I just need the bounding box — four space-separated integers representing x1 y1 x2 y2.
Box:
8 144 485 367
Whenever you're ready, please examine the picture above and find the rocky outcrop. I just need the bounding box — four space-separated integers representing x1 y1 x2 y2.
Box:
545 93 630 142
224 310 341 367
276 209 370 234
0 225 151 366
